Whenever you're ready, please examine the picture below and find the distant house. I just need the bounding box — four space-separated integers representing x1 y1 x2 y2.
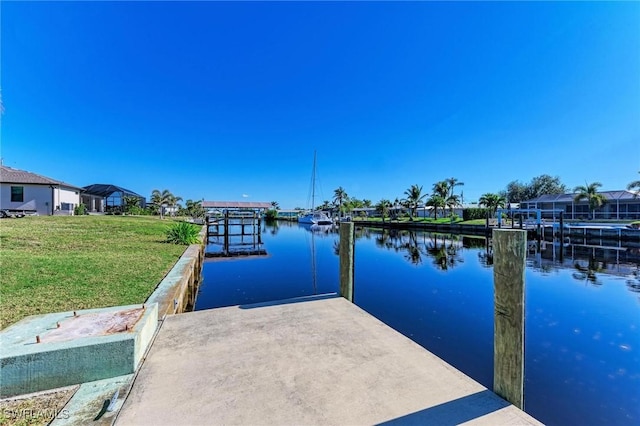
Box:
520 190 640 220
82 184 146 213
0 165 83 215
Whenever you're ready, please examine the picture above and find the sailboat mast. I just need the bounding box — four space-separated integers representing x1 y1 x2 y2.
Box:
311 150 316 211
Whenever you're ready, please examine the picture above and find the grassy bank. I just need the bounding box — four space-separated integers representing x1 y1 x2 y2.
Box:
0 215 188 329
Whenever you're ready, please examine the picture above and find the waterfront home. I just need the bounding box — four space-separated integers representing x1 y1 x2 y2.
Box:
0 165 82 216
82 184 146 213
520 190 640 220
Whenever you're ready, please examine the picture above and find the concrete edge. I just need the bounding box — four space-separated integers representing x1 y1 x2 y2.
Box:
145 226 206 319
49 374 135 426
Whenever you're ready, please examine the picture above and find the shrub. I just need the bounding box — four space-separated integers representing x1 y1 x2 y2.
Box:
166 222 201 245
264 209 278 220
127 206 148 216
463 208 489 221
74 204 87 215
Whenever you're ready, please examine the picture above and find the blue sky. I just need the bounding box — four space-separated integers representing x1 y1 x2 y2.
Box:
2 1 639 208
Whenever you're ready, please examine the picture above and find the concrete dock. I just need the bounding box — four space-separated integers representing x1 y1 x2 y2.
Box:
116 295 541 425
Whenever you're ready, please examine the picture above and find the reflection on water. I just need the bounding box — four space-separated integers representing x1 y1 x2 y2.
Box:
527 237 640 292
196 223 640 426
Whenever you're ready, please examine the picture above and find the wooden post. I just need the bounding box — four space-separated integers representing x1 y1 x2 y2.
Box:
485 210 490 237
224 210 230 255
559 214 564 262
492 228 526 409
339 222 354 302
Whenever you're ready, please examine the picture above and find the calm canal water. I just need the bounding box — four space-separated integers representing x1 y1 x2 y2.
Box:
195 221 640 426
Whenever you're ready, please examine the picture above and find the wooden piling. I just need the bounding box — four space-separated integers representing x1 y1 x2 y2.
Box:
485 211 490 237
339 222 355 302
224 210 230 255
492 228 526 409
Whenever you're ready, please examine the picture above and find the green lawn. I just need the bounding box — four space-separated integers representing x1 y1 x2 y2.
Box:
0 215 189 329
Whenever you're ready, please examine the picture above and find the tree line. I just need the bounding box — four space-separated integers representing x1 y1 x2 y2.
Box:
272 172 640 221
115 189 205 219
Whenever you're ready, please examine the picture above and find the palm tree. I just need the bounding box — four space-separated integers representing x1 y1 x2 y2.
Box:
150 189 173 219
319 200 332 211
271 201 280 210
478 193 506 218
403 184 426 221
426 195 446 219
333 187 348 217
433 181 449 198
573 182 606 220
446 177 464 198
122 196 140 214
362 199 372 208
185 199 205 219
166 194 183 217
375 199 392 223
627 172 640 198
446 194 461 218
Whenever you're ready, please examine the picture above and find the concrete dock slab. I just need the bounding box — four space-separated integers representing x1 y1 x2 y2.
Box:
116 296 541 425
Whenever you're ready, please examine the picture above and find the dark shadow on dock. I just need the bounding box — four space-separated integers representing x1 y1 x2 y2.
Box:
376 390 510 426
238 293 339 309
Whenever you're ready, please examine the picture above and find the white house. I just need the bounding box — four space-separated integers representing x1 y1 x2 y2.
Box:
0 165 83 215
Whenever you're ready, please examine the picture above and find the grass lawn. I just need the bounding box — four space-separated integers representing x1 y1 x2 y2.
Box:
0 215 190 329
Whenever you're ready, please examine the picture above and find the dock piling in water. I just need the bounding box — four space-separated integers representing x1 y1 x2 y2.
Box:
492 228 526 409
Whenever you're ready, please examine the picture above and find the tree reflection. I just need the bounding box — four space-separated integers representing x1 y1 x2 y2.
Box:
265 220 279 236
625 267 640 293
477 238 494 267
402 231 423 265
572 255 607 286
425 234 464 270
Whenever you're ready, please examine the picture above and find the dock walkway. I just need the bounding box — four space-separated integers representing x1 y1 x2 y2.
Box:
116 296 541 425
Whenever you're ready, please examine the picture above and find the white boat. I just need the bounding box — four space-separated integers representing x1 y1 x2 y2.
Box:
299 211 332 225
298 151 332 225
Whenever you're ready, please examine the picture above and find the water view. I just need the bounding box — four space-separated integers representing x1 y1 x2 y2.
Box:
195 221 640 426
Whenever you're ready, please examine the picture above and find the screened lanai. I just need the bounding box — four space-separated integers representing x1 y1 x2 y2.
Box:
520 190 640 220
82 184 146 213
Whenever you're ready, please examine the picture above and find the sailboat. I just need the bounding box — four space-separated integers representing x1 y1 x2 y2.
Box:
298 151 332 225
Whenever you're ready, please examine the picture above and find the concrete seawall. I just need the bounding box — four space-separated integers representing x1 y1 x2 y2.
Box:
145 226 206 318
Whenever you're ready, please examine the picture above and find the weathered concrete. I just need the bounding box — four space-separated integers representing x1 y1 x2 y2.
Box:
116 296 541 425
50 374 134 426
0 304 157 398
145 227 205 318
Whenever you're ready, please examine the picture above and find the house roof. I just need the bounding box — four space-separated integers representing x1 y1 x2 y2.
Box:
202 201 272 209
522 190 639 203
83 184 144 198
0 165 83 190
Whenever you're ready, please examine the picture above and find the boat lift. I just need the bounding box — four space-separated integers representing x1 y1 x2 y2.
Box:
495 208 565 228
